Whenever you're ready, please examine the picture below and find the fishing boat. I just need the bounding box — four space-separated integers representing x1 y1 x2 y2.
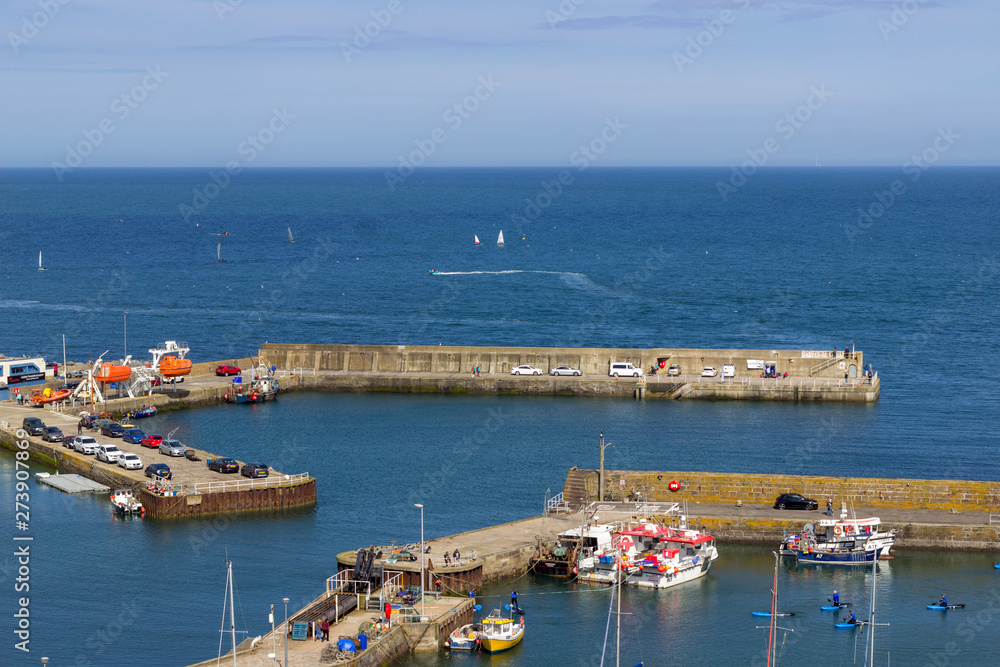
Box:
110 488 144 516
444 623 481 650
217 243 227 263
497 230 505 246
926 602 964 610
95 363 132 384
780 517 896 560
159 355 192 378
287 227 295 243
128 406 157 419
224 357 280 404
477 609 523 653
533 523 616 578
474 234 481 245
29 387 72 405
38 251 47 271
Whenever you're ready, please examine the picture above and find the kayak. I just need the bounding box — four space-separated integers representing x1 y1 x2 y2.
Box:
993 563 1000 569
835 622 863 629
927 604 965 610
752 611 795 617
821 603 852 611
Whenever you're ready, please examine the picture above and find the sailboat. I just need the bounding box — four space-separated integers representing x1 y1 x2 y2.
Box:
217 243 227 263
219 559 240 666
755 552 795 667
38 251 47 271
474 234 481 245
287 227 296 243
600 539 643 667
497 230 505 247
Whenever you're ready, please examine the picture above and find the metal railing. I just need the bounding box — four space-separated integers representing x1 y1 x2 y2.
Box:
274 367 315 377
691 375 877 389
545 491 564 513
189 472 310 494
326 569 373 598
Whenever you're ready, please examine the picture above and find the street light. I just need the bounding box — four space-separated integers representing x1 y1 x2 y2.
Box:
282 597 289 667
599 433 614 502
414 503 425 617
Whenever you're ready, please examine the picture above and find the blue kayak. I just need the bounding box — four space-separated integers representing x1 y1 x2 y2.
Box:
993 563 1000 569
821 603 851 611
927 604 965 610
835 622 863 629
752 611 794 617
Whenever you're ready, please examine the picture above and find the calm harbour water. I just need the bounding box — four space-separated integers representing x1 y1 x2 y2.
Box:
1 168 999 665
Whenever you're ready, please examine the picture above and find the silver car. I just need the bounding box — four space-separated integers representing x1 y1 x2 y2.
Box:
42 426 64 443
72 436 100 455
158 439 188 457
550 366 582 376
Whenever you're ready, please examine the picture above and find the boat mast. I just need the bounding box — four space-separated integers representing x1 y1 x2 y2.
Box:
768 551 778 667
616 550 622 667
864 554 877 667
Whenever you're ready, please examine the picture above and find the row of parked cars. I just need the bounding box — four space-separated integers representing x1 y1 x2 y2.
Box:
509 363 648 377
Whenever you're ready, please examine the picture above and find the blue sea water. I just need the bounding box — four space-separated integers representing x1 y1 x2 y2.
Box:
1 168 999 665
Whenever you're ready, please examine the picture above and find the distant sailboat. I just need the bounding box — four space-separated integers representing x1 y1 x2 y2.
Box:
217 243 227 263
287 227 295 243
474 234 481 245
38 251 47 271
497 230 505 247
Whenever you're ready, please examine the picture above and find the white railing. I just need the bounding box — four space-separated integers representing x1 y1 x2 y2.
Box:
190 472 310 494
690 375 877 389
326 569 372 598
273 367 315 377
545 491 564 513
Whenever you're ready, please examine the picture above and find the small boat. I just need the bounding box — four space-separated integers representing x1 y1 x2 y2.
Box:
477 610 523 653
29 387 72 405
428 269 439 275
110 488 144 516
444 623 480 650
38 251 47 271
835 621 865 629
287 227 295 243
992 563 1000 569
532 523 616 578
224 356 280 404
927 603 965 610
821 602 852 611
217 243 227 263
497 230 505 247
752 611 794 617
95 363 132 383
129 406 158 419
781 517 897 562
474 234 481 245
159 355 192 377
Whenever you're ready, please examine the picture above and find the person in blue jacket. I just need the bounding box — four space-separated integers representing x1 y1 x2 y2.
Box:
832 590 840 605
937 594 948 607
848 612 857 624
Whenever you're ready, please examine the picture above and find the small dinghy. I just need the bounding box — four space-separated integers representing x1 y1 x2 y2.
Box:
835 621 864 629
993 563 1000 569
752 611 794 617
821 602 852 611
927 604 965 610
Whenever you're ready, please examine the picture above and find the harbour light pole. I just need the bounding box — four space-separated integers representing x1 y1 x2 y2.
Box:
123 311 127 358
282 597 289 667
599 433 614 502
415 503 425 617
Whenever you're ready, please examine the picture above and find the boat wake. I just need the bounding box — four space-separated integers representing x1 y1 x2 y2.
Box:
430 270 615 294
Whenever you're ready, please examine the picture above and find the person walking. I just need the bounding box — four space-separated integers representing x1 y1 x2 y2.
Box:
321 618 330 641
16 391 22 405
826 497 833 516
314 619 321 641
78 420 83 435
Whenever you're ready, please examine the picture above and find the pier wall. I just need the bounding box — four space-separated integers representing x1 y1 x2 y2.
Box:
139 480 316 518
567 469 1000 513
260 343 865 380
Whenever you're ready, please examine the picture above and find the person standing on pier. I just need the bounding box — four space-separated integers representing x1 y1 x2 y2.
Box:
321 618 330 641
826 497 833 516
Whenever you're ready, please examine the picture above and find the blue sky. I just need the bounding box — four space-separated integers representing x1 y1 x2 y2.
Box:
0 0 995 167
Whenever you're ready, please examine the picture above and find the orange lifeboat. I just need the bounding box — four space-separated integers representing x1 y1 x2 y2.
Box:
95 363 131 383
159 356 192 377
30 387 73 405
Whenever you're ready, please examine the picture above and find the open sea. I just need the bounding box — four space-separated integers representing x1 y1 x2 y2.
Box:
1 167 999 665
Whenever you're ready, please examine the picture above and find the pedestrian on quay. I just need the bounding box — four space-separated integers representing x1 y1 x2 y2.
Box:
314 619 321 641
826 497 833 516
321 618 330 641
78 420 83 435
16 391 22 405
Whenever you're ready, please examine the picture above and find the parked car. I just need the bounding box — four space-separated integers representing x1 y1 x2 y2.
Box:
550 366 582 376
101 422 125 438
511 365 543 376
140 434 164 449
609 363 643 378
72 436 100 455
240 462 269 478
215 365 241 376
701 367 718 377
22 417 46 436
41 426 64 443
208 457 239 473
121 429 146 444
96 445 124 464
64 435 81 449
158 440 188 457
667 364 681 376
118 453 143 470
145 463 172 480
774 493 819 510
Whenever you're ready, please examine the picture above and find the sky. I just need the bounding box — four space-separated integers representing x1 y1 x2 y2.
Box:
0 0 996 168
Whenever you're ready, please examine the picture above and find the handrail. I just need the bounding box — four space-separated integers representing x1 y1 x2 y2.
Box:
545 491 564 512
188 472 310 494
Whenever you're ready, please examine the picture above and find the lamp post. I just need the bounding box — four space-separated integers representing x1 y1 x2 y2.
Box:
414 503 425 617
599 433 614 502
282 597 289 667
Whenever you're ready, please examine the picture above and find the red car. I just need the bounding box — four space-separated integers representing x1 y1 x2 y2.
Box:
140 434 164 449
215 365 241 376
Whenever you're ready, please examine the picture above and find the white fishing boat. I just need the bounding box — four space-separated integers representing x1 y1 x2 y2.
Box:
534 522 618 578
110 488 144 516
445 622 480 650
474 234 481 245
781 516 896 565
287 227 296 243
497 230 505 246
38 251 47 271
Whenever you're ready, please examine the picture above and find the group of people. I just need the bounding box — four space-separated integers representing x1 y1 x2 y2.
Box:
470 366 482 377
313 618 330 641
443 548 462 565
834 346 853 359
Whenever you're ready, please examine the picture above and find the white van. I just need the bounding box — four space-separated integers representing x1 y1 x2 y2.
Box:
609 363 643 378
722 364 735 378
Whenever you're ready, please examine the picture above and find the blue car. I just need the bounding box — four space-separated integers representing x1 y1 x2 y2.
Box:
122 429 146 444
144 463 172 480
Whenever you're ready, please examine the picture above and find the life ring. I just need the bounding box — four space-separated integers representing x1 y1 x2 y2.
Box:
658 564 667 573
846 525 855 535
865 526 872 534
673 567 679 574
834 526 843 536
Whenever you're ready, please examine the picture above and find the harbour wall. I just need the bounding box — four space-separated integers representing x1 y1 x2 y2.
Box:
565 468 1000 513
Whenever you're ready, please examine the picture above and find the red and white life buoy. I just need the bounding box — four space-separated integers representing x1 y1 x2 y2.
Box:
834 526 843 536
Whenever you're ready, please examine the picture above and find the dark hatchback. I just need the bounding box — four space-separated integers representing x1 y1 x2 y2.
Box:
101 422 125 438
240 462 269 478
208 457 239 473
41 426 64 443
774 493 819 510
144 463 172 480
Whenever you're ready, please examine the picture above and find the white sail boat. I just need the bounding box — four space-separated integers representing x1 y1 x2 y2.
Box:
287 227 295 243
38 251 47 271
497 230 505 247
217 243 227 263
474 234 481 245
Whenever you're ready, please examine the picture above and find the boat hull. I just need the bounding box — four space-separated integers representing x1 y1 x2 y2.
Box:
95 364 131 383
159 356 192 377
529 558 575 578
479 630 522 653
795 547 879 565
31 388 72 405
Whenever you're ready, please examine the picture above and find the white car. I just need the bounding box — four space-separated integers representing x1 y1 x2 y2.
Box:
96 444 124 464
72 436 100 455
609 363 643 378
511 365 543 376
118 453 143 470
701 367 718 377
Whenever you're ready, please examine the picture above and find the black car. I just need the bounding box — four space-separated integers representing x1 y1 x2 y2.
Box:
208 457 239 473
64 435 81 449
101 422 125 438
144 463 172 480
41 426 64 443
22 417 46 436
240 462 269 479
774 493 818 510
